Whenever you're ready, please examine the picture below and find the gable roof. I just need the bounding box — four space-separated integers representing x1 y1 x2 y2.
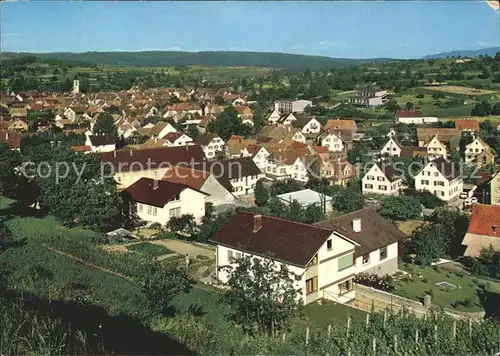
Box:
196 132 220 146
210 211 336 267
124 177 206 208
417 128 460 144
467 204 500 238
430 157 459 180
314 208 407 257
163 132 185 142
98 145 206 172
88 134 116 147
162 166 211 190
375 162 403 182
324 119 356 131
455 119 479 132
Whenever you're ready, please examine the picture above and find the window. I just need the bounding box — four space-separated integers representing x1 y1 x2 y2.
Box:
380 247 388 260
378 185 387 191
227 250 233 260
364 184 373 189
362 254 370 265
169 207 181 218
434 172 439 177
137 203 143 212
306 276 318 295
327 239 332 251
338 253 354 271
235 252 242 259
338 279 353 295
310 254 318 265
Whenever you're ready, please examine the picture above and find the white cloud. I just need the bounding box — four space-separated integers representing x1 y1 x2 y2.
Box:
316 41 348 48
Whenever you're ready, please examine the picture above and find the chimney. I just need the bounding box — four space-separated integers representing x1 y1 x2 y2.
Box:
253 214 262 233
5 132 8 140
129 150 133 157
154 136 158 143
113 150 116 158
493 225 498 234
153 179 159 190
352 218 361 233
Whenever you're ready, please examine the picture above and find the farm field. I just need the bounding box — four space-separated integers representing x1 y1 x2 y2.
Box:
420 85 499 96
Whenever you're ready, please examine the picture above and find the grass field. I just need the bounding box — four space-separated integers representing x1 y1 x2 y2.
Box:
127 242 173 257
420 85 498 96
395 263 500 313
396 219 427 236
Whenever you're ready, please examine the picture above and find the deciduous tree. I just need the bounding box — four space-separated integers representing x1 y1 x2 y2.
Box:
221 255 302 336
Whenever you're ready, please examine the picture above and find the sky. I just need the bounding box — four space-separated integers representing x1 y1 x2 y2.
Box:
1 1 499 59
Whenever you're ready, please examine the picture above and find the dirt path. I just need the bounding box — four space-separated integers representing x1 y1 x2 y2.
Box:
150 239 215 259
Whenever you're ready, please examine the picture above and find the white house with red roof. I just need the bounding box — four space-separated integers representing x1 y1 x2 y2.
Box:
123 178 207 225
462 204 500 257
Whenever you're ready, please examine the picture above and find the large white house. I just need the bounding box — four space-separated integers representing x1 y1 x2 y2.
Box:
211 209 405 305
124 178 207 225
195 157 264 196
423 135 448 160
414 157 463 201
84 133 116 153
379 138 402 158
195 132 226 159
362 162 404 196
319 130 344 152
464 136 495 165
265 151 309 183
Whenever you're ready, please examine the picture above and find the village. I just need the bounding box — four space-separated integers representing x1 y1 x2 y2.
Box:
1 1 500 352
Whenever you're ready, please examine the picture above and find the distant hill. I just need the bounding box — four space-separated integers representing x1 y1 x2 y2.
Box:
423 47 500 59
1 51 387 71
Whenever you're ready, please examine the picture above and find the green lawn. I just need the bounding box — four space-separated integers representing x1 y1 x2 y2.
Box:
127 242 173 257
303 301 367 327
395 262 500 312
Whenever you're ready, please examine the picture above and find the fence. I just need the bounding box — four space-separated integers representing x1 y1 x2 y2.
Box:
353 283 485 320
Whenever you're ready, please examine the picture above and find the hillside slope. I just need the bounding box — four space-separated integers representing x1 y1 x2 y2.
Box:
423 47 500 59
1 51 385 70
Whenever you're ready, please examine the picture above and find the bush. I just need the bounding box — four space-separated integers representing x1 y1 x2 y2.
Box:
354 273 395 292
424 289 434 297
149 223 162 230
416 93 425 99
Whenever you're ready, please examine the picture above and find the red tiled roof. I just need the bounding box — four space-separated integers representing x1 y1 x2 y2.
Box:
124 177 206 207
235 106 251 114
29 103 43 111
454 119 480 132
163 132 184 142
162 166 210 190
71 145 92 152
0 130 22 149
209 211 335 267
312 145 329 154
98 145 206 172
395 110 423 118
467 204 500 238
229 135 245 141
324 119 356 131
